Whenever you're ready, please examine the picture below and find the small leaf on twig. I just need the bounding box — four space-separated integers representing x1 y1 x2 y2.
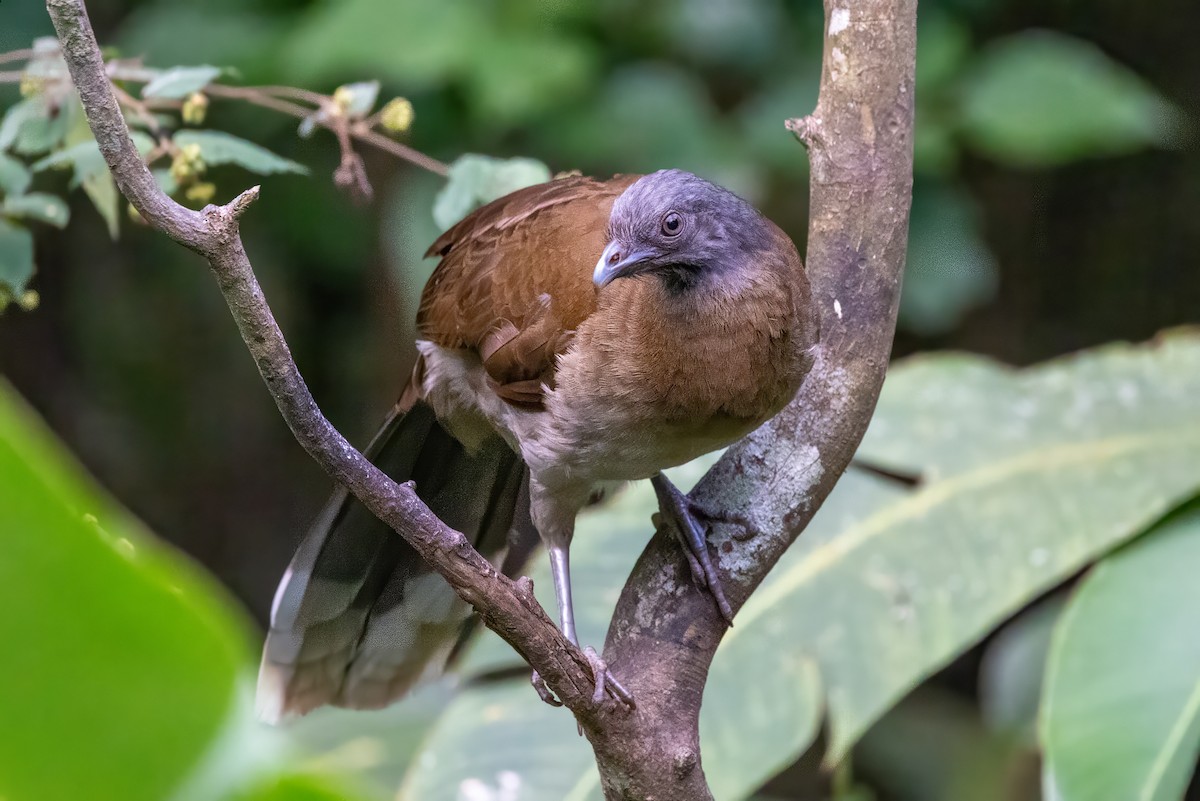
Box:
432 154 551 230
332 81 381 120
172 130 308 176
3 193 70 228
0 219 35 300
142 66 222 100
0 154 32 196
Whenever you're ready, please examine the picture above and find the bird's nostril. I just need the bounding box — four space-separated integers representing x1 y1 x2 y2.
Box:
609 251 620 265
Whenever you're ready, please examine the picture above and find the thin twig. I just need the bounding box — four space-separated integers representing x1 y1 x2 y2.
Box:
0 49 33 66
239 84 329 106
0 46 450 177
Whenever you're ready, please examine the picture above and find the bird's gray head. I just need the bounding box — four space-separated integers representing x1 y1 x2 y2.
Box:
593 169 771 292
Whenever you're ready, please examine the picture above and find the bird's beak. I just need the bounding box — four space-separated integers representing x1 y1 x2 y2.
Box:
594 241 652 288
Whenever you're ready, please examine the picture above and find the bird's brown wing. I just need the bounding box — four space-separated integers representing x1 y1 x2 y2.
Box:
417 174 638 405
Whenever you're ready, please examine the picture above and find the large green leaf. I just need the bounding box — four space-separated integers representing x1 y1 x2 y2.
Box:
433 332 1200 800
1041 506 1200 801
397 683 594 801
959 31 1183 167
0 380 258 800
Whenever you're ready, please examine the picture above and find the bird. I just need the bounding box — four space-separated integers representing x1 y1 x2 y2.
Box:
257 168 818 721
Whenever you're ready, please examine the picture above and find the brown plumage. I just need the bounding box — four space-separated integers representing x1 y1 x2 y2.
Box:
258 169 817 719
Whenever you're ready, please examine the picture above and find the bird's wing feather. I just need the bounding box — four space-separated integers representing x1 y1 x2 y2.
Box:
417 174 638 405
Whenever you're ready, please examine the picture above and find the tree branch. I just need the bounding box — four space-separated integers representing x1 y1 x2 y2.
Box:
45 0 913 796
585 2 916 798
44 0 605 721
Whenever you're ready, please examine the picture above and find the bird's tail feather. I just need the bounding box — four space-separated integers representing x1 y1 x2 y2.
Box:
257 400 534 722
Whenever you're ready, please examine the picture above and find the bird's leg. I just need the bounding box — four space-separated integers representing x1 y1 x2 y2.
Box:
548 543 578 646
543 541 635 708
651 472 735 624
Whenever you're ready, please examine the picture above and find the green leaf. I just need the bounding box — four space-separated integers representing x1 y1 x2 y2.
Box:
959 31 1184 167
287 682 453 799
153 167 179 196
450 332 1200 798
0 100 39 152
0 152 33 195
10 98 73 157
0 379 257 801
4 191 70 228
397 682 596 801
900 180 998 335
282 0 489 88
432 154 552 230
0 218 35 298
464 34 597 126
83 168 121 239
172 130 308 176
142 65 222 99
32 132 155 185
1041 505 1200 801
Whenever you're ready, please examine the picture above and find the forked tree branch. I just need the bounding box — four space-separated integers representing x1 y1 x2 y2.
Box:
45 0 914 797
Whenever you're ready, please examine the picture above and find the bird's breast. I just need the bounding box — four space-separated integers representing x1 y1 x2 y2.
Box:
539 272 809 484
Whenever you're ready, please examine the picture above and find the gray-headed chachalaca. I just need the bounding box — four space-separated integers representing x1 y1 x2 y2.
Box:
257 169 818 720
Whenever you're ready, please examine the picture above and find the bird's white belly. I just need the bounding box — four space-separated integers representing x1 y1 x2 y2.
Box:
416 341 746 493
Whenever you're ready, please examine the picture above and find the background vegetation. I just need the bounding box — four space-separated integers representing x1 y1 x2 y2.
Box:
1 0 1197 799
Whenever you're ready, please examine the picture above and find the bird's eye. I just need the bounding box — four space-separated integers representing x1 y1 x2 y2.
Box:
660 211 683 237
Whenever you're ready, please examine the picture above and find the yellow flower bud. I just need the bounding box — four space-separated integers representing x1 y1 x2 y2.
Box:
18 290 40 311
19 75 45 99
185 181 216 205
331 85 354 116
379 97 414 134
182 92 209 126
169 143 205 185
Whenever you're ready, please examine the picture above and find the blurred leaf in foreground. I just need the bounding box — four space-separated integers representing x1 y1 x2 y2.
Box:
0 379 255 801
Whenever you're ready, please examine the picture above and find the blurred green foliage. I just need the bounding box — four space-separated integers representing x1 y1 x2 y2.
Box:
1 0 1198 799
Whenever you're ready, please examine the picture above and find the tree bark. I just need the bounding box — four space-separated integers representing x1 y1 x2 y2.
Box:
44 0 914 797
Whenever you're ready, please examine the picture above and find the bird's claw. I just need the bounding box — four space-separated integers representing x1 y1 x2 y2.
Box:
583 646 636 708
530 669 563 707
652 474 736 625
530 654 635 711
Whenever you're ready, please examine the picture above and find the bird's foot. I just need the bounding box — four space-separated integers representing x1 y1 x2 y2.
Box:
529 651 636 710
530 669 563 707
584 647 635 708
651 473 735 624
